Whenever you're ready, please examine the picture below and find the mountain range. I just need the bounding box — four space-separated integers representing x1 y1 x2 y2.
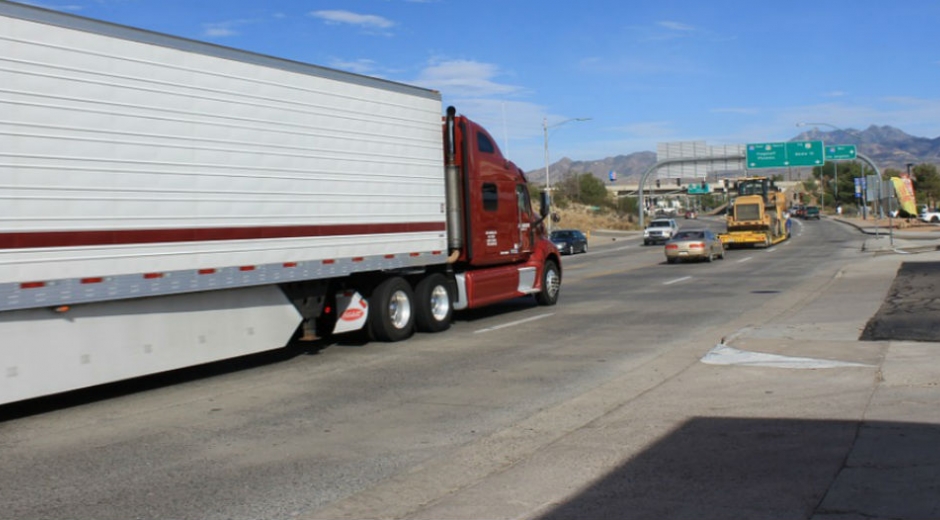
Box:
525 125 940 185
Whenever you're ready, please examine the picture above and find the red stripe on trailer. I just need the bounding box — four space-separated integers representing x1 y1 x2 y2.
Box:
283 262 298 268
0 222 446 250
239 266 256 272
20 281 46 289
81 277 104 284
198 269 216 275
143 273 164 279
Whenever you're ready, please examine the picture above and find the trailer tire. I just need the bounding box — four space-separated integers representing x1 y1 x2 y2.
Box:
535 260 561 306
369 277 415 342
414 273 453 333
314 297 337 339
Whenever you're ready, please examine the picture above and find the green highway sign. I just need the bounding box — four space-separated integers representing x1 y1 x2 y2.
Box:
746 141 824 169
786 141 824 166
826 144 857 161
746 142 787 168
687 183 710 194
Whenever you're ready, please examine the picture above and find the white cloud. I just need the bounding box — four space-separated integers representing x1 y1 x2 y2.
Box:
200 18 263 38
616 121 678 140
414 59 524 98
328 58 379 75
711 107 759 115
310 10 395 29
20 2 84 11
658 20 695 32
203 23 238 37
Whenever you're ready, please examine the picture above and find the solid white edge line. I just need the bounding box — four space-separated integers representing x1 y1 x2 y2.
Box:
737 257 753 263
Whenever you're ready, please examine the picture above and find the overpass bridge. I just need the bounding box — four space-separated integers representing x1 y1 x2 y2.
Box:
606 181 803 198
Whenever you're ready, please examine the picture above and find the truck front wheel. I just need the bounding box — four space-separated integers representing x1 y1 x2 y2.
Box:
535 260 560 306
369 277 415 342
414 273 453 333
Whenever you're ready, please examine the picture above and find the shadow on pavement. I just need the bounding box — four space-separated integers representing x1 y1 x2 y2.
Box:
538 417 940 520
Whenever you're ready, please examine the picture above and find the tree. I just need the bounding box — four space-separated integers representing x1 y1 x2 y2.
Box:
882 163 940 212
883 167 903 179
801 177 818 202
913 163 940 210
556 171 610 207
810 161 874 209
576 174 610 207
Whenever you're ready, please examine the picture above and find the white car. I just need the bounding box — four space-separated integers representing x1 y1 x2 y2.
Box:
643 218 679 245
919 209 940 223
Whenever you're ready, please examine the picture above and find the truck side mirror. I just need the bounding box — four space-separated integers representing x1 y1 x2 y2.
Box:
540 190 550 218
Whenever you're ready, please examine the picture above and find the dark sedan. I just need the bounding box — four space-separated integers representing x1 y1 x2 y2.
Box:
550 229 588 255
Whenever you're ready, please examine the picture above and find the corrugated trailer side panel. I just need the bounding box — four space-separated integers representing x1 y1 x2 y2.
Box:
0 4 447 292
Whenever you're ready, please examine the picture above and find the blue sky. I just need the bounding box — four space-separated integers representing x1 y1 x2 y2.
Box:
20 0 940 172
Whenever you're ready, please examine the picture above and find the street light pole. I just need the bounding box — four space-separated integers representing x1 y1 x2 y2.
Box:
796 121 848 214
543 116 591 233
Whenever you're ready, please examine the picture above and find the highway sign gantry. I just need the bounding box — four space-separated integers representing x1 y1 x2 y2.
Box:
746 141 824 169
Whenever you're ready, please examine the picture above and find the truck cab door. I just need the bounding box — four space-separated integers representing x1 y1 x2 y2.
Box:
515 184 534 255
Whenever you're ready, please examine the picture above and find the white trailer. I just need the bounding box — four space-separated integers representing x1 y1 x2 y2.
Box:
0 2 561 404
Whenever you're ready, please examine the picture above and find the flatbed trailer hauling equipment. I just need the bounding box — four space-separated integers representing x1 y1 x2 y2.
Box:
718 177 790 248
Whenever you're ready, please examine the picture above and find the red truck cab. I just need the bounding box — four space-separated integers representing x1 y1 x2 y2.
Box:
444 107 561 309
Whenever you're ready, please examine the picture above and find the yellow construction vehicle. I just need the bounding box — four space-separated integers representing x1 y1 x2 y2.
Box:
718 176 790 248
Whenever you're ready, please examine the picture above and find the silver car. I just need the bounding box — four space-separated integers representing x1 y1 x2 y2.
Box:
664 229 724 263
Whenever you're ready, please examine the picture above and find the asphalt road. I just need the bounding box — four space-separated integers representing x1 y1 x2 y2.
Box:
861 260 940 342
0 218 879 520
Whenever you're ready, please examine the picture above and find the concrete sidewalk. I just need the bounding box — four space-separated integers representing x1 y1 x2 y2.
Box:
833 216 940 254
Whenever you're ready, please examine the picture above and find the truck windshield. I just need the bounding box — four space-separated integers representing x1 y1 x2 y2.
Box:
737 179 768 197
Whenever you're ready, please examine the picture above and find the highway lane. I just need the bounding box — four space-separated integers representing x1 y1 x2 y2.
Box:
0 217 867 520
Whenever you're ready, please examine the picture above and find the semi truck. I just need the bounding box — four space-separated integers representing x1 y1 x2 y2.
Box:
0 2 562 404
718 176 790 248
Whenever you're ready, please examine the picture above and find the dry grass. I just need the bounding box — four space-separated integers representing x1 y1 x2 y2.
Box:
551 204 640 232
